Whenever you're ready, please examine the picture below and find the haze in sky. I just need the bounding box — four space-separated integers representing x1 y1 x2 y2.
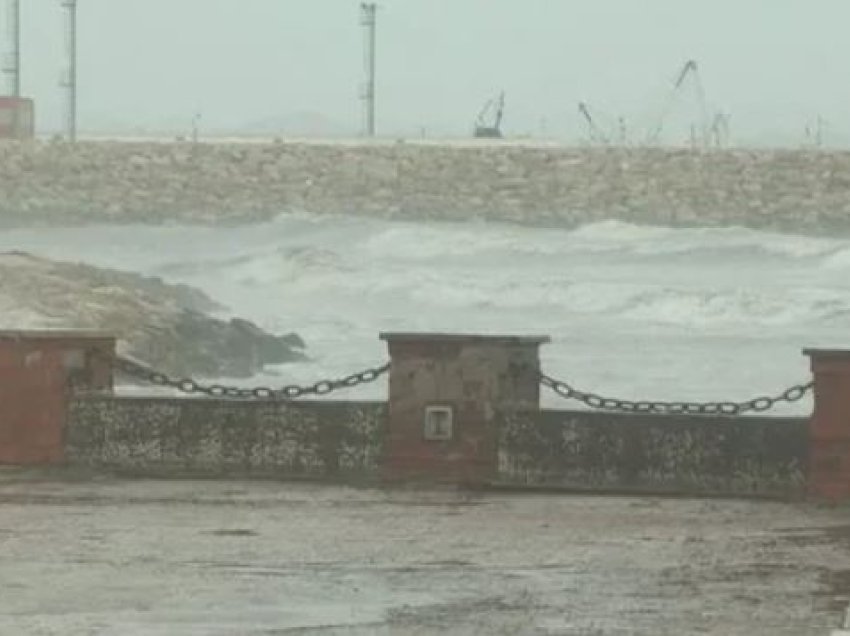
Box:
5 0 850 145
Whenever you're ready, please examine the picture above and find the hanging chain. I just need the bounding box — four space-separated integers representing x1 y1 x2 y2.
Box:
92 349 813 413
539 372 813 416
102 353 389 400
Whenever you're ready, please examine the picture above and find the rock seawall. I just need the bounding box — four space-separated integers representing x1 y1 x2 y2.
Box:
2 140 850 232
0 252 306 377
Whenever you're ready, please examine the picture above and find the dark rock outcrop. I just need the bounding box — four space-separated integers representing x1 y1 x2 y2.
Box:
0 251 306 378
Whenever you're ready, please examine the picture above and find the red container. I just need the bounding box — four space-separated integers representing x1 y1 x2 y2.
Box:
0 96 35 139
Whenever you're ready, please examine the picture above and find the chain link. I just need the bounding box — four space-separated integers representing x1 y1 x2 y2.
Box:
539 372 813 416
94 349 812 413
104 354 389 400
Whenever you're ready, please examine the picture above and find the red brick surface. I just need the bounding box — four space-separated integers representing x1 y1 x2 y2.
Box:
0 348 66 464
806 350 850 500
380 334 545 485
0 333 115 466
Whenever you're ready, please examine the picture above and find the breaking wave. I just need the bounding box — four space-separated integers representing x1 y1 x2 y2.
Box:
1 214 847 410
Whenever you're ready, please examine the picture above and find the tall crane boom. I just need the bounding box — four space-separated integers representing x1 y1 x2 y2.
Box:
578 102 609 144
646 59 710 146
473 92 505 139
674 60 697 89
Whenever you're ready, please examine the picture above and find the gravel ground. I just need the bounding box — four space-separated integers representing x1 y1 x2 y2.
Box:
0 472 848 635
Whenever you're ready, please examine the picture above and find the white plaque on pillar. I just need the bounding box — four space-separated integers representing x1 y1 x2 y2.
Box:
423 405 453 441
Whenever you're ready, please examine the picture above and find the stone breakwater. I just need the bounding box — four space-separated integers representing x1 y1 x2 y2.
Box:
2 140 850 232
0 252 307 377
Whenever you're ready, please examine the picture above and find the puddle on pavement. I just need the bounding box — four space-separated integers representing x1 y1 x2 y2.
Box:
203 528 259 537
776 524 850 614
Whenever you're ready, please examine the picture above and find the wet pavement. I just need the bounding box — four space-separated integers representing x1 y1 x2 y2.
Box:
0 472 848 635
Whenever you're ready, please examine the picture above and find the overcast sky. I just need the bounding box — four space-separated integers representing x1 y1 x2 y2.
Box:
6 0 850 145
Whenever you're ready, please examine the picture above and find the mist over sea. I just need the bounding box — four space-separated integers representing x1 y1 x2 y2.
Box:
2 213 844 413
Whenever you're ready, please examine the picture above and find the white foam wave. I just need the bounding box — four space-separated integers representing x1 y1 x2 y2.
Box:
0 213 846 411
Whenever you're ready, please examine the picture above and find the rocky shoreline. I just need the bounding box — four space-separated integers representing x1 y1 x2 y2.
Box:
0 252 306 377
1 140 850 233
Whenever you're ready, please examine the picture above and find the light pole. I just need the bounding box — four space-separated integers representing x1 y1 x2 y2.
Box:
60 0 78 142
359 3 377 137
2 0 21 96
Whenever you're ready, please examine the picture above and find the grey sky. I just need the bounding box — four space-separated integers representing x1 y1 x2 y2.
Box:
8 0 850 145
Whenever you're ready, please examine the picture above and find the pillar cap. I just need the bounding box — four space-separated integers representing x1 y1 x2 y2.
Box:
803 348 850 359
380 332 550 345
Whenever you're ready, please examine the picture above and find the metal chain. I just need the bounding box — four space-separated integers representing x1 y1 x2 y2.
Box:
93 349 812 413
104 354 389 400
539 372 813 416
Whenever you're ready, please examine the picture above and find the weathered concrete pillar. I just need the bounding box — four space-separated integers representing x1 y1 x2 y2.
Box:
0 330 115 465
380 333 549 485
804 349 850 501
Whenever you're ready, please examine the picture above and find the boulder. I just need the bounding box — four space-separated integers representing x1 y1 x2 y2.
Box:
0 252 306 378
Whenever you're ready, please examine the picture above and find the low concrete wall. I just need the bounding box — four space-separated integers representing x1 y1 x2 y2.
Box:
497 410 808 498
67 396 386 480
66 395 808 497
2 141 850 232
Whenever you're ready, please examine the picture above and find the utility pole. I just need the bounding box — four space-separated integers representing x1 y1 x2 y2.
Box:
806 116 826 149
191 112 201 144
60 0 77 142
2 0 20 96
359 3 377 137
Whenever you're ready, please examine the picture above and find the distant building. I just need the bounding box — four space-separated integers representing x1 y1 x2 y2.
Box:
0 97 34 140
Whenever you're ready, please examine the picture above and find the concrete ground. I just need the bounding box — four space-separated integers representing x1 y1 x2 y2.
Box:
0 472 848 636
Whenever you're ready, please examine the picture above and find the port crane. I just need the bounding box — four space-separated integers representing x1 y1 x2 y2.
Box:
708 112 731 147
473 92 505 138
578 102 610 144
645 59 713 145
578 60 728 147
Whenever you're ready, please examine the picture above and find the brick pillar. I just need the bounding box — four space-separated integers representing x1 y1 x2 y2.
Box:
380 333 549 485
0 330 115 465
804 349 850 501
